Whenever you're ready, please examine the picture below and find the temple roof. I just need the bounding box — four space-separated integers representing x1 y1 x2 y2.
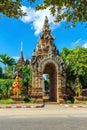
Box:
17 42 25 65
32 16 59 56
41 16 54 40
17 51 25 65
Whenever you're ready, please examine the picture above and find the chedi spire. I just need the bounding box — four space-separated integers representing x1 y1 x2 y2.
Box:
17 41 25 65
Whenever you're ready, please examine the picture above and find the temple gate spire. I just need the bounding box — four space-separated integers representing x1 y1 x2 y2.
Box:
33 16 58 56
31 16 66 103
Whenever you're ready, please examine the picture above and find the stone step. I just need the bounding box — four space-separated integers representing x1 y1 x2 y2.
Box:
13 101 25 104
44 101 58 105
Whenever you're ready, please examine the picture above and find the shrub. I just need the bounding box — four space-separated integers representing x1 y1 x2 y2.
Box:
0 99 14 104
0 79 14 99
66 100 73 104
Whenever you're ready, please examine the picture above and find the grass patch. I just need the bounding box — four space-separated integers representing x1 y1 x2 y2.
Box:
0 99 14 104
74 101 87 104
66 100 73 104
25 101 34 104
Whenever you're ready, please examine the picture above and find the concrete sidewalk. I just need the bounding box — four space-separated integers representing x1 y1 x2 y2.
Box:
0 103 87 109
0 104 87 117
60 104 87 108
0 103 44 109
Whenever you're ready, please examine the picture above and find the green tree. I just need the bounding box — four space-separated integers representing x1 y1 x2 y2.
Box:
0 0 87 27
21 65 32 95
0 54 16 78
0 54 15 67
61 46 87 89
0 0 25 18
43 74 50 93
0 79 14 99
0 67 3 78
29 0 87 27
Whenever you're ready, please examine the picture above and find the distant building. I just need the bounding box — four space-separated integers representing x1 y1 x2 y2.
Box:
17 41 25 66
13 42 29 78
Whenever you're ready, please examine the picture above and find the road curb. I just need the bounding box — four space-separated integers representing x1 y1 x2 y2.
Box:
60 104 87 108
0 104 44 109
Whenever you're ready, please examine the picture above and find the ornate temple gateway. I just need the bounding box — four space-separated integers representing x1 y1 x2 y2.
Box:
31 16 66 103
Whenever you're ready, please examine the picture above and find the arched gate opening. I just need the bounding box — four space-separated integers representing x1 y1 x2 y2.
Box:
43 62 57 102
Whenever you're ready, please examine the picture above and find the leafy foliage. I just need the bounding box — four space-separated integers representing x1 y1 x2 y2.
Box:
0 0 87 27
0 54 16 78
0 67 2 78
29 0 87 27
0 99 14 104
61 46 87 89
44 74 50 93
0 0 26 18
0 54 16 66
18 65 32 96
0 79 14 99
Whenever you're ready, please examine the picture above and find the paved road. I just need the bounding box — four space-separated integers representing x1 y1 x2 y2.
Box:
0 105 87 130
0 116 87 130
0 105 87 117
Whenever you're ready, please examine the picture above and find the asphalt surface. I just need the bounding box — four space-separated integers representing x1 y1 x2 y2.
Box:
0 105 87 130
0 116 87 130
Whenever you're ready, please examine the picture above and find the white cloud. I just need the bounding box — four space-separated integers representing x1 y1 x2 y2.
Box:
21 6 60 35
12 56 19 61
72 38 82 45
72 39 87 48
83 43 87 48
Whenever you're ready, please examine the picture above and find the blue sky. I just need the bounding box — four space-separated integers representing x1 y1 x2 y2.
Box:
0 2 87 62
